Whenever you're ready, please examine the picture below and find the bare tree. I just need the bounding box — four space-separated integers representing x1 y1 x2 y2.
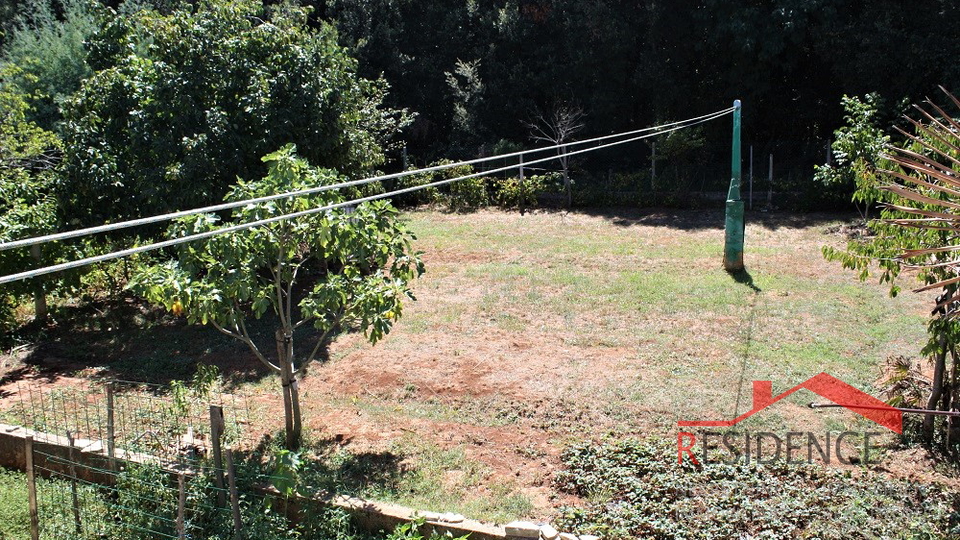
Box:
525 105 585 208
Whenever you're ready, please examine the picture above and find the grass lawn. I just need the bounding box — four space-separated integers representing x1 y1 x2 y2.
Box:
332 208 928 430
0 468 29 540
0 208 944 527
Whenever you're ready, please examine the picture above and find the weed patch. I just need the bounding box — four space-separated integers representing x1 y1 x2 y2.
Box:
554 438 960 539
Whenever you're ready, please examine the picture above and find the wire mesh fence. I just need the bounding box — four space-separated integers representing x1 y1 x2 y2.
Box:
8 376 428 540
32 443 242 539
22 428 364 540
12 374 256 467
9 376 277 539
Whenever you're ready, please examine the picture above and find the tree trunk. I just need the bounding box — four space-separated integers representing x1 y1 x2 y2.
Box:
281 373 294 448
947 345 959 453
33 287 47 324
924 332 948 441
280 366 302 450
276 330 294 450
290 377 302 448
277 330 301 450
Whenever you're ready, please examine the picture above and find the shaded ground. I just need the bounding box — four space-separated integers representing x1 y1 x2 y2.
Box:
0 208 952 521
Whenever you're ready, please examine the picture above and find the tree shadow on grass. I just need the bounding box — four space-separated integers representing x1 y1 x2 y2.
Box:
729 268 761 292
6 297 288 389
566 206 853 232
246 432 407 499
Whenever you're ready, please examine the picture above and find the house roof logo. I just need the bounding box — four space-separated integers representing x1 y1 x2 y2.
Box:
678 372 902 434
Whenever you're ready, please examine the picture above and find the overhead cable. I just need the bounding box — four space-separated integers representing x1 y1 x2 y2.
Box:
0 107 733 284
0 107 734 252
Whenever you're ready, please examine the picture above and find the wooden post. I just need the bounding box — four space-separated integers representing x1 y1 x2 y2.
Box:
106 383 116 470
749 145 754 211
519 153 526 216
25 436 39 540
177 472 186 539
66 431 82 535
209 405 226 507
767 154 774 208
226 449 242 538
651 141 656 190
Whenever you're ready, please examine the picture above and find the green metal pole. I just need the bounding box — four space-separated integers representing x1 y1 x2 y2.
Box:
723 100 744 272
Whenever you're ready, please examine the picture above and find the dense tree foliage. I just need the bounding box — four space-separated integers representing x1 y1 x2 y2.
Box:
319 0 959 185
59 0 409 227
0 68 73 323
1 0 100 132
2 0 953 228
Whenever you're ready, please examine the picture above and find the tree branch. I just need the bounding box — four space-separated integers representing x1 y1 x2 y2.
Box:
240 317 282 372
210 319 243 340
288 255 310 295
296 311 344 376
274 259 288 330
293 315 316 330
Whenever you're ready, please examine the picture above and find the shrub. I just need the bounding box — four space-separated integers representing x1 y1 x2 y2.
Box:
392 160 485 210
394 170 442 206
493 173 558 210
813 93 889 218
493 176 539 209
430 159 481 211
448 176 488 211
609 171 649 192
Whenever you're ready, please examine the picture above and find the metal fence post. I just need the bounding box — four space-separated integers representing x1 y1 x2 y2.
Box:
226 449 242 538
66 431 82 535
651 140 656 190
177 472 186 539
767 154 774 208
519 153 526 215
106 382 116 470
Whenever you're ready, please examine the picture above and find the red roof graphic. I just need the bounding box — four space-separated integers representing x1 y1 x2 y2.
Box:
678 372 902 433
